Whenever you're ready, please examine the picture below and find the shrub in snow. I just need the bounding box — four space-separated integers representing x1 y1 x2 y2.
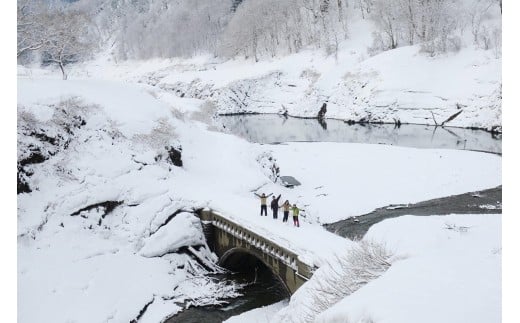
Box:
273 240 393 323
17 98 92 194
256 151 280 183
132 117 177 150
190 101 219 126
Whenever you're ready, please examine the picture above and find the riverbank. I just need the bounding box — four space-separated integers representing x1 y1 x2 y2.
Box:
325 186 502 240
165 271 288 323
228 213 501 323
218 114 502 153
222 112 503 134
63 31 501 132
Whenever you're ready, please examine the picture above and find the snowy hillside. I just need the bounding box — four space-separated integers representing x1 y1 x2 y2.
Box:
57 12 501 132
17 0 502 321
17 72 501 322
228 214 501 323
19 0 502 132
314 214 501 323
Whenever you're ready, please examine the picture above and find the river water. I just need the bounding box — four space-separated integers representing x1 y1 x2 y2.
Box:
218 114 501 153
166 270 288 322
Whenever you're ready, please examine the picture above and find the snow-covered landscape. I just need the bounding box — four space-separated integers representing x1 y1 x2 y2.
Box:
17 0 503 322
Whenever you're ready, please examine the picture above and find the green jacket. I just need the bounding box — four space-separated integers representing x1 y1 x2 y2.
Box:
291 206 299 216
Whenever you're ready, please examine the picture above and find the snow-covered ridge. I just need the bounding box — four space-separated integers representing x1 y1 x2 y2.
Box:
122 44 501 132
27 13 501 132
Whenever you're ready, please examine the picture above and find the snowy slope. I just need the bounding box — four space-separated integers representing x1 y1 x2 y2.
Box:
63 14 502 132
315 214 501 323
17 2 502 321
233 214 500 323
17 74 501 322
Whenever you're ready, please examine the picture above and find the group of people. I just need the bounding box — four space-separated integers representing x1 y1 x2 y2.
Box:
254 192 300 227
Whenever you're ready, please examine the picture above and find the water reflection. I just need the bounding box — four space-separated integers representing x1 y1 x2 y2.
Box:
219 114 501 153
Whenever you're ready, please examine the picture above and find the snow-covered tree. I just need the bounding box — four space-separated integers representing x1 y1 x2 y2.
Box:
370 0 403 50
41 10 96 79
218 0 349 60
356 0 374 19
17 0 46 59
17 0 502 63
17 0 99 72
103 0 232 59
466 0 495 47
369 0 462 55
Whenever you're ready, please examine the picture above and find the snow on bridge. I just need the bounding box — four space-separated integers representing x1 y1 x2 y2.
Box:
197 209 316 294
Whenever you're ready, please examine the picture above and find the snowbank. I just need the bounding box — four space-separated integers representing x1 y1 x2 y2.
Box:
18 78 173 137
224 300 289 323
327 46 501 131
226 214 500 323
18 229 185 323
316 214 501 323
266 142 501 223
140 212 206 257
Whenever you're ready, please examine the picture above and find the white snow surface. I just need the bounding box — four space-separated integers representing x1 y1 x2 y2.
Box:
315 214 501 323
224 300 289 323
226 214 501 323
17 73 501 322
17 7 501 322
139 212 206 257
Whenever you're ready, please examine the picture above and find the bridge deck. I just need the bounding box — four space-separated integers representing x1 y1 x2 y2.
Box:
198 209 327 293
199 209 314 279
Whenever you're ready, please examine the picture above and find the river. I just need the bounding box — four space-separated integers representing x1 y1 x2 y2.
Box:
219 114 501 153
166 268 289 322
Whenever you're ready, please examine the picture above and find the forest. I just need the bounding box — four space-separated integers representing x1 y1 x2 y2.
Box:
18 0 502 73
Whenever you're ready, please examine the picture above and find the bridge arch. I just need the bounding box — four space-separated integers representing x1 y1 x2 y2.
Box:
197 209 314 294
219 247 292 295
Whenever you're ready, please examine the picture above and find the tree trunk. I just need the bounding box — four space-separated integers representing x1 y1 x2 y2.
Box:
59 62 67 80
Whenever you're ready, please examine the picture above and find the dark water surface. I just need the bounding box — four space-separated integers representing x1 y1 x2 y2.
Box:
166 270 288 323
218 114 501 153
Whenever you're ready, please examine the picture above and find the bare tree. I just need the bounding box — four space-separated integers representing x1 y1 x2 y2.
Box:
467 0 494 46
357 0 373 19
17 0 46 58
218 0 349 61
41 10 95 80
369 0 461 55
371 0 402 50
491 27 501 58
105 0 232 60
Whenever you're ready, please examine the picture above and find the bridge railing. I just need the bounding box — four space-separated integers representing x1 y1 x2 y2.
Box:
198 209 314 281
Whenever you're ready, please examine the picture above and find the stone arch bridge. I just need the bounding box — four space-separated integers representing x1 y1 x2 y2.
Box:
197 209 314 294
